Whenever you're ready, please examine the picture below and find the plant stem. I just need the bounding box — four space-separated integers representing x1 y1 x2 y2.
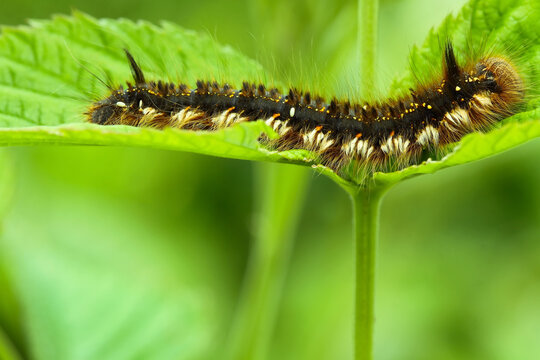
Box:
348 186 386 360
227 163 310 360
357 0 379 97
355 0 380 355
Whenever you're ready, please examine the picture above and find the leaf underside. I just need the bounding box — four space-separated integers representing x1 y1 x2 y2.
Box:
0 0 538 189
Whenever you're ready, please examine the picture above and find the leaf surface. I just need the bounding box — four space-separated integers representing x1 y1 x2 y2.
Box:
0 4 538 188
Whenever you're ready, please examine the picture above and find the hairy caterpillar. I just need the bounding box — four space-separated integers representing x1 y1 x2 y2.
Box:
87 43 524 174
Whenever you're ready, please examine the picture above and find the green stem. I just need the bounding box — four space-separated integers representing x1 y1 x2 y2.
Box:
227 163 310 360
357 0 379 97
355 0 380 355
348 186 386 360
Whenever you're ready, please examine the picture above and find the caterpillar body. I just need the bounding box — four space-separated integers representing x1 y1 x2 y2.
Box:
87 44 524 174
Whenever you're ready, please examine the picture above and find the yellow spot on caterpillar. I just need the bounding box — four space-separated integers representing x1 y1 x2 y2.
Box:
356 133 363 138
116 101 126 107
455 86 461 91
315 125 323 131
427 105 432 109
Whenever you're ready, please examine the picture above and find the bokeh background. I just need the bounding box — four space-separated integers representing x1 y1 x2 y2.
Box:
0 0 539 359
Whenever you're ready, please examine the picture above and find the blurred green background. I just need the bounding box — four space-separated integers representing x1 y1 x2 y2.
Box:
0 0 539 359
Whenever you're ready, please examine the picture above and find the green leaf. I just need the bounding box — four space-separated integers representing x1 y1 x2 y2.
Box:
0 12 317 167
373 0 540 187
0 1 538 190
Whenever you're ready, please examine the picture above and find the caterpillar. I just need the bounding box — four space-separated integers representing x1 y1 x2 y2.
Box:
87 43 524 175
